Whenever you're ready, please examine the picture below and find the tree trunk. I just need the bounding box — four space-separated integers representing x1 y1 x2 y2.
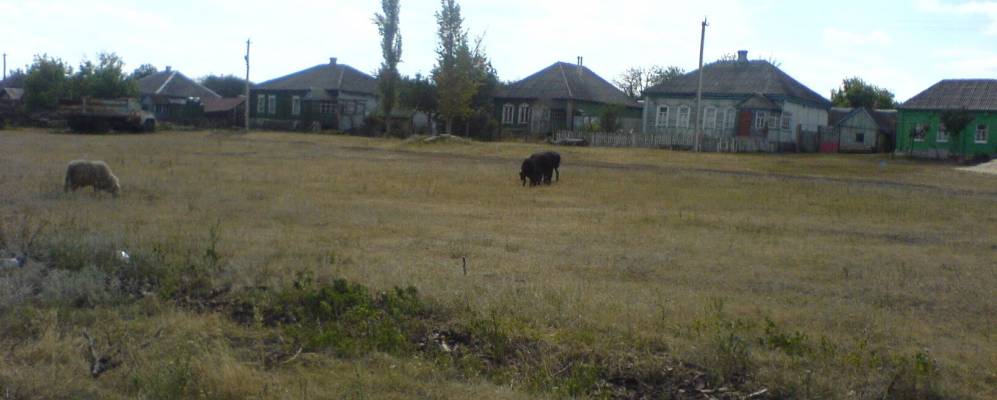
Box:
464 119 470 137
446 117 453 135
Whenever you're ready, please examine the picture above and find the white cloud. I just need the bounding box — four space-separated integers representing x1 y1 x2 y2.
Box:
934 48 997 75
822 28 893 46
916 0 997 35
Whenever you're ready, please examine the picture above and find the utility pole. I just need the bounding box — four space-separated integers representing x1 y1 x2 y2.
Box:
695 18 708 152
244 39 251 133
2 53 6 81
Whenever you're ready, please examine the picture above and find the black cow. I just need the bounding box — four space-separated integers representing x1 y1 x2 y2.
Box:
519 151 561 187
520 158 542 186
541 151 561 184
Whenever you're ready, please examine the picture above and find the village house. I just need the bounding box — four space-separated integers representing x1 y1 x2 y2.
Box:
0 87 23 104
495 58 641 136
201 97 246 128
643 51 831 151
897 79 997 159
138 67 221 122
828 107 897 153
250 58 377 131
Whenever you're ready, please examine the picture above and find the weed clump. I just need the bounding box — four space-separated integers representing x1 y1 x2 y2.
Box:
236 272 431 357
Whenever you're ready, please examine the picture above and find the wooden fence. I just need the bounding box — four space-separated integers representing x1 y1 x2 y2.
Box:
553 130 779 153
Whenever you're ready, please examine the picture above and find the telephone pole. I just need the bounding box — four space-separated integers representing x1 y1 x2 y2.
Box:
244 39 251 133
695 18 708 152
2 53 7 81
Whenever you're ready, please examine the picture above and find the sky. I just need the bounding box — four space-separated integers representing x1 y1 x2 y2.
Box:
1 0 996 102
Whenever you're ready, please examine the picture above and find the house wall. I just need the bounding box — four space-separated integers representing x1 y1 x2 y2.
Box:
250 89 377 131
643 96 742 137
836 110 879 153
897 109 997 158
782 100 828 134
338 91 378 131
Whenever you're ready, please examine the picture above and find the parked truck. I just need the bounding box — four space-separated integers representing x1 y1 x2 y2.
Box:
60 98 156 133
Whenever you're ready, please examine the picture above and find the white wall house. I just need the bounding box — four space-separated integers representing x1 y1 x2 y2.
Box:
642 51 831 151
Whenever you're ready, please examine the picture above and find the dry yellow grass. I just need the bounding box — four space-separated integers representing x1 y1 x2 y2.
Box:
0 128 994 399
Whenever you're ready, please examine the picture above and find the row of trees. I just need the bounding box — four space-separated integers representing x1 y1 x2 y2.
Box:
374 0 498 137
21 53 137 112
12 53 249 113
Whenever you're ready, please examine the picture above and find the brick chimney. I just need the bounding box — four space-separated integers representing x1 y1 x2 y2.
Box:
330 57 338 66
737 50 748 63
165 66 172 72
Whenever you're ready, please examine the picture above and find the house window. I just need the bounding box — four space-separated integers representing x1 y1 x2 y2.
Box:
767 114 779 130
755 111 768 129
856 133 865 143
703 107 717 130
518 103 531 125
656 106 669 128
502 104 514 124
976 124 988 143
292 96 301 116
257 94 266 114
267 95 277 115
937 123 948 143
724 108 736 129
677 106 690 128
912 124 927 142
342 101 356 115
319 101 335 115
781 112 793 130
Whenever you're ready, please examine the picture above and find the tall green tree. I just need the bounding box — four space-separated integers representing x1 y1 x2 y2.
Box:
24 55 72 112
200 74 251 98
831 77 897 109
614 65 684 100
432 0 477 135
80 53 137 99
464 35 499 137
374 0 403 136
400 73 438 133
1 69 26 89
130 63 159 80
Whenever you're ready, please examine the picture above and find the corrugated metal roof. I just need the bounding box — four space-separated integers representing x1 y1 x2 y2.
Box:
202 97 244 113
646 60 831 108
255 62 377 94
496 62 640 108
138 70 220 99
899 79 997 111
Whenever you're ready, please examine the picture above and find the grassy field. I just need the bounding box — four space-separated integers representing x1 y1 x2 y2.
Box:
0 128 994 399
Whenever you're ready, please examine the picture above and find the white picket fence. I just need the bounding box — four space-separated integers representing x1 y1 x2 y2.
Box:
553 130 778 153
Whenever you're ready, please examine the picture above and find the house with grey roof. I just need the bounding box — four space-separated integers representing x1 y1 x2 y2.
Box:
828 107 897 153
897 79 997 158
643 50 831 151
495 58 641 135
138 67 221 122
251 58 378 131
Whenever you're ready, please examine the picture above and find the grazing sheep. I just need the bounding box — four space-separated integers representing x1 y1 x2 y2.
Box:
64 160 120 197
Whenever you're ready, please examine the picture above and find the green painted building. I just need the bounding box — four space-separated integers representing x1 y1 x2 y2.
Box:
897 79 997 158
495 58 642 135
251 58 378 131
